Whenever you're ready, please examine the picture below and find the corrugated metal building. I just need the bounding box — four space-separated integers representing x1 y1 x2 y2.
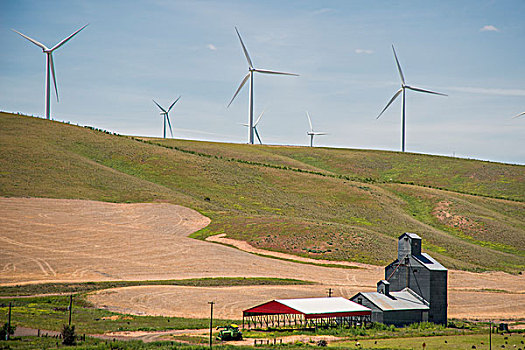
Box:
352 233 448 325
351 280 429 326
385 233 448 324
243 297 371 329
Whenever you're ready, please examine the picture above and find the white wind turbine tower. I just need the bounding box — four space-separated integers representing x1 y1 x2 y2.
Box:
241 110 265 144
153 96 181 138
512 112 525 119
12 24 88 120
228 27 298 144
376 45 447 152
306 112 327 147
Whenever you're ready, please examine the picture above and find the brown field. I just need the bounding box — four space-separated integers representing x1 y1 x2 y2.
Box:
1 197 524 321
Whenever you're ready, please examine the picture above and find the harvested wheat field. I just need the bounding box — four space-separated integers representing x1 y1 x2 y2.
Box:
1 197 524 321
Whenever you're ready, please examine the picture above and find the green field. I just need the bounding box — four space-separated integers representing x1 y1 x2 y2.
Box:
334 333 525 349
0 337 252 350
1 112 524 273
0 295 235 334
0 278 314 297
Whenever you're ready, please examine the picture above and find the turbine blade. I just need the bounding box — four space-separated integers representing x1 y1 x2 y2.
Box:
314 132 327 135
377 88 403 119
51 24 89 51
254 109 265 126
166 115 173 137
254 127 262 144
152 99 167 113
49 54 59 102
168 96 181 112
406 85 447 96
512 112 525 119
392 45 405 85
12 29 48 50
227 73 250 107
235 27 253 68
253 68 299 76
306 111 313 131
240 123 249 127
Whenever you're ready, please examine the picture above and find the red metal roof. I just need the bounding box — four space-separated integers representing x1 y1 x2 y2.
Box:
243 297 371 319
244 300 303 315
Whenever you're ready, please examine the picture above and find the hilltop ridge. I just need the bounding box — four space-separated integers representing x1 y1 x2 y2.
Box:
1 112 524 273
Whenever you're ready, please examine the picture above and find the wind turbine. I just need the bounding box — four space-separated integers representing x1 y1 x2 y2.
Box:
376 45 447 152
241 110 265 144
512 112 525 119
306 112 327 147
153 96 181 138
228 27 298 144
12 24 88 120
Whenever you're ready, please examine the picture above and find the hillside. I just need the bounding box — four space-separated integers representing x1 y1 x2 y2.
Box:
1 112 524 273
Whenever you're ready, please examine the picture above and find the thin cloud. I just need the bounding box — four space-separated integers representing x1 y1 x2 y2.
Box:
480 25 500 32
355 49 374 54
207 44 217 51
311 8 334 15
448 86 525 97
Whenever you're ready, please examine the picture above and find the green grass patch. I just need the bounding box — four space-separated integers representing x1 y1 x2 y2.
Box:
333 333 525 349
0 295 238 334
0 337 258 350
0 278 315 297
243 321 479 340
1 112 524 273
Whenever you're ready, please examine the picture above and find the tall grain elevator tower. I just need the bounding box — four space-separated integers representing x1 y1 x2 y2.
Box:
384 233 448 324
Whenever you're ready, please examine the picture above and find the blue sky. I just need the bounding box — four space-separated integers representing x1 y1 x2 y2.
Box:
1 0 524 164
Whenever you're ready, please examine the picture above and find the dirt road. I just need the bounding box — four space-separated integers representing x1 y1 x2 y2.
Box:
1 197 523 321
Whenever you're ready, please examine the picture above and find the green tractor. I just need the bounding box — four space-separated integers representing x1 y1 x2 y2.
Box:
216 324 243 341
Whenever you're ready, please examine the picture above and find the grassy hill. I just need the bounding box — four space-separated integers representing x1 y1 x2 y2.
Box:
1 112 524 273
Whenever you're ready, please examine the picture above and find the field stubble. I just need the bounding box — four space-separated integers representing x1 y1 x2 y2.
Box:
0 197 524 322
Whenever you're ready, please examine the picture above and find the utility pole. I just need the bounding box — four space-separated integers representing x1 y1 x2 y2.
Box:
68 295 73 326
6 302 12 340
327 288 333 297
489 321 492 350
208 301 214 350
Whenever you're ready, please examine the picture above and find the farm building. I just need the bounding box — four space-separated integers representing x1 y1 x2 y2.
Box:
352 233 448 325
242 297 371 329
351 280 430 326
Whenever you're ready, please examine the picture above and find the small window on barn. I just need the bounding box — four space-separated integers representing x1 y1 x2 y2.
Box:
357 298 363 304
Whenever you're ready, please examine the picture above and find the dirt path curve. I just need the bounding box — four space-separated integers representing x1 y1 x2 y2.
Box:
1 197 524 321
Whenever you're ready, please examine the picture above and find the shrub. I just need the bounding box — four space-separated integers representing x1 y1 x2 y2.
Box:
0 322 16 340
369 322 393 331
407 322 444 331
61 324 76 345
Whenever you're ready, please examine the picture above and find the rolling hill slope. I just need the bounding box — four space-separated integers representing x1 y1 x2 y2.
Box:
1 112 524 273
